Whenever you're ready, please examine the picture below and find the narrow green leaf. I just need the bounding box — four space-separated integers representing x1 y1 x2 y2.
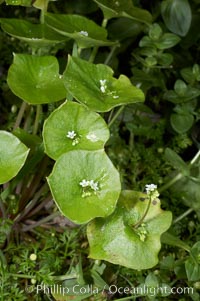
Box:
164 148 190 175
87 190 172 270
45 13 116 49
7 54 66 105
0 19 68 48
47 150 121 224
93 0 152 24
0 131 29 184
43 101 110 160
63 56 144 112
161 232 191 252
161 0 192 37
185 242 200 281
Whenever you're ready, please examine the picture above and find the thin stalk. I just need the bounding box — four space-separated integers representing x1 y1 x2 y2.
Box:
159 149 200 193
108 106 125 127
14 184 48 222
190 149 200 165
27 193 52 218
22 211 60 231
23 105 32 131
173 208 194 224
72 42 78 57
40 0 49 24
13 102 27 130
33 105 42 135
0 197 6 218
19 156 49 210
88 46 99 63
133 196 151 228
9 273 34 279
104 44 118 65
88 18 108 63
158 172 182 193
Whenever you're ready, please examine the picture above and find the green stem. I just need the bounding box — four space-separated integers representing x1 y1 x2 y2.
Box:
10 273 34 279
108 106 125 127
13 102 27 130
104 44 118 65
173 208 194 224
0 196 6 219
72 42 78 57
88 46 99 63
133 196 151 228
40 0 49 24
33 105 42 135
88 18 108 63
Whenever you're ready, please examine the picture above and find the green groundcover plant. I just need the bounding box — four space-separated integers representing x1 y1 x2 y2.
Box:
0 0 200 300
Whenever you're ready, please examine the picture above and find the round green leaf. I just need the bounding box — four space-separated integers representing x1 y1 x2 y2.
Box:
93 0 152 24
47 150 121 224
87 190 172 270
7 54 66 105
43 101 110 160
63 56 144 112
44 13 115 49
161 0 192 37
170 113 194 133
0 19 68 48
0 131 29 184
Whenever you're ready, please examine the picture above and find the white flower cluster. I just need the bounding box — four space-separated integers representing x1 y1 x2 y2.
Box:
79 179 99 191
145 184 157 194
100 79 107 93
79 30 88 37
145 184 159 199
99 79 119 99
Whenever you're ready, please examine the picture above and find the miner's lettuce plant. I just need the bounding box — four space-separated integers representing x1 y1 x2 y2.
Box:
1 0 200 288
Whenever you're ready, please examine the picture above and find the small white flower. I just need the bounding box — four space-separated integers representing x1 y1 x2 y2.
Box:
79 30 88 37
89 180 99 191
113 95 119 99
100 79 107 86
145 184 157 194
100 86 106 93
80 179 90 187
66 131 76 139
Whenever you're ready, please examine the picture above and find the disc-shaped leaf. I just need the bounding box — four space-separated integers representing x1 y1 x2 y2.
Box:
93 0 152 24
0 131 29 184
161 0 192 37
47 150 121 224
43 101 110 160
44 13 115 49
0 19 68 48
87 190 172 270
7 54 66 104
63 56 144 112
